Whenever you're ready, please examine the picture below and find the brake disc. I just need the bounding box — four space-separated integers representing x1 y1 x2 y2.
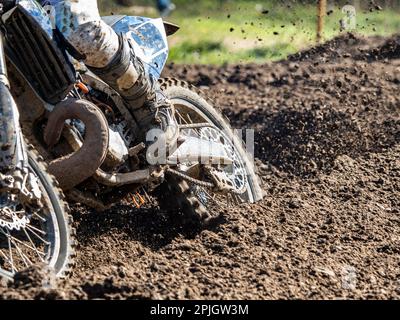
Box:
0 171 41 231
198 127 248 194
0 199 30 231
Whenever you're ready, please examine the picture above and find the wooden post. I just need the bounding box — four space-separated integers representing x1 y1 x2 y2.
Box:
317 0 327 43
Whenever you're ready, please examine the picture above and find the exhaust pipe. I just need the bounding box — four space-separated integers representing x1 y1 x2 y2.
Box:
44 98 109 190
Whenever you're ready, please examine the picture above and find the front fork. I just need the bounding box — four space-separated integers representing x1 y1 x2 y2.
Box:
0 33 31 195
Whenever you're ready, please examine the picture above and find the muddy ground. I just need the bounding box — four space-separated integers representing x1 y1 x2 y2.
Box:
1 33 399 299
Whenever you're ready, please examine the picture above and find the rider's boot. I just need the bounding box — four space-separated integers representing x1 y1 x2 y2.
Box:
88 34 175 141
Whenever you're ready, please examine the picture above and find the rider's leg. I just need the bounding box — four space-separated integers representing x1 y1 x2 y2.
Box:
52 0 170 130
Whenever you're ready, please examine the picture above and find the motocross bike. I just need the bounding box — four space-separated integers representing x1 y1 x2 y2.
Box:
0 0 263 280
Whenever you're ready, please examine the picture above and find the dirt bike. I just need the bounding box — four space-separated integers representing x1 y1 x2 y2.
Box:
0 0 263 280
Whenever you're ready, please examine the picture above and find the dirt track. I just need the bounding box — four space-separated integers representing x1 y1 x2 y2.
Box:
1 33 399 299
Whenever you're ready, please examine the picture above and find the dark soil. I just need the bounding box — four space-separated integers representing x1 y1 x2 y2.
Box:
1 32 399 299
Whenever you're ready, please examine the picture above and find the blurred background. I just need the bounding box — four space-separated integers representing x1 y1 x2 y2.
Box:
98 0 400 64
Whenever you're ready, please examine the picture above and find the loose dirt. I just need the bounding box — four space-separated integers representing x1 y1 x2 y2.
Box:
1 33 399 299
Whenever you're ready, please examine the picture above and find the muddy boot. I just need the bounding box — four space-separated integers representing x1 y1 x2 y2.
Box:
88 34 174 137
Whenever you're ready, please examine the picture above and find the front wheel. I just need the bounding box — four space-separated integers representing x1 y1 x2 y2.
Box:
155 78 263 225
0 146 75 280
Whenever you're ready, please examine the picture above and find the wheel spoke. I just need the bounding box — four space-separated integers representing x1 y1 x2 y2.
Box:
25 223 47 236
33 212 47 223
25 225 50 245
4 228 46 257
6 230 31 268
0 246 13 271
23 228 46 260
1 227 33 269
175 109 185 125
7 231 16 273
176 109 202 137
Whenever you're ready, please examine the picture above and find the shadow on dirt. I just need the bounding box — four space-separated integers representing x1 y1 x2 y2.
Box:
73 204 225 250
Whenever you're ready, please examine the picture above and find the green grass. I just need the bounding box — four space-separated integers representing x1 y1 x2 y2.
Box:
99 0 400 65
